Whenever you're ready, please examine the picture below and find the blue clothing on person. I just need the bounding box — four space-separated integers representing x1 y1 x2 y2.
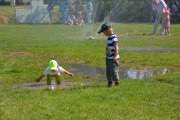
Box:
60 1 67 12
87 1 93 11
87 1 93 24
60 0 68 23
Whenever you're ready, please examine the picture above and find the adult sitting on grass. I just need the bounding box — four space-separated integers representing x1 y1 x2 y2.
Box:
36 60 74 86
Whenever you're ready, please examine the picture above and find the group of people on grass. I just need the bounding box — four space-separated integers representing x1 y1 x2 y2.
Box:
36 0 176 89
48 0 94 26
165 0 180 23
152 0 171 35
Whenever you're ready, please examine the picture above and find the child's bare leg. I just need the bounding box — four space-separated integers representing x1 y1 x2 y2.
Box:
55 74 61 86
167 28 170 35
47 75 52 85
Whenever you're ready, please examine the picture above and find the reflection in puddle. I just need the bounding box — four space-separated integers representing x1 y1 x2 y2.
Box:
1 64 168 90
70 64 168 80
126 68 167 79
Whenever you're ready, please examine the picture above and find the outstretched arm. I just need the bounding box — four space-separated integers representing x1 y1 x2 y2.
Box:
36 74 45 82
64 70 74 77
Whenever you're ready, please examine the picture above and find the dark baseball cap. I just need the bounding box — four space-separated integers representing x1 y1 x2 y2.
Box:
98 23 112 34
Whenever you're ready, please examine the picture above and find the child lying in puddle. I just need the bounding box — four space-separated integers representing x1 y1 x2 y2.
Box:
35 60 74 86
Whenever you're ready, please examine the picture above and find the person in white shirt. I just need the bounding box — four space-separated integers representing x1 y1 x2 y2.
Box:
86 0 93 24
152 0 167 35
36 60 74 86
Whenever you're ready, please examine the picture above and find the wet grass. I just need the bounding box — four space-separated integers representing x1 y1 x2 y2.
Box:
0 23 180 119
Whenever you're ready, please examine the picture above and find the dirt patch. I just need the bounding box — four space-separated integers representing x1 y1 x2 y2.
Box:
8 51 33 57
0 16 10 24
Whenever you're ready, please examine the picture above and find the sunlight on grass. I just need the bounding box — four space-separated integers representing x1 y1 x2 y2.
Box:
0 23 179 120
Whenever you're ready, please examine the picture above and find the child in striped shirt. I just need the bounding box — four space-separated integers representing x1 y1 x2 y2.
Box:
98 23 120 87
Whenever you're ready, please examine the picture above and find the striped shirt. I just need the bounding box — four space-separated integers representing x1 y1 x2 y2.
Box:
106 34 119 59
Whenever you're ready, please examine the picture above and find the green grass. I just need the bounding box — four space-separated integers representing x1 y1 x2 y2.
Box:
0 6 15 23
0 24 179 83
0 81 179 120
0 23 179 119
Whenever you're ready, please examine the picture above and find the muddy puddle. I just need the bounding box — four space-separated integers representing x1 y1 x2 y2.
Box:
69 64 168 80
20 81 77 90
25 64 168 90
1 64 169 90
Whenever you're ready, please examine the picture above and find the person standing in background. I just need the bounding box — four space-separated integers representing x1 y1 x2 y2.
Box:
163 8 171 35
48 0 57 22
59 0 68 24
86 0 94 24
152 0 167 35
75 0 84 16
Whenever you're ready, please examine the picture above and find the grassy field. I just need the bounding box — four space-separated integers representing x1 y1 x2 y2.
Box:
0 23 180 120
0 6 15 23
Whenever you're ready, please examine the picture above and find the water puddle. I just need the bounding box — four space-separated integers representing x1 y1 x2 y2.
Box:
0 64 169 90
24 64 168 90
120 47 180 52
69 64 168 80
20 81 76 90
